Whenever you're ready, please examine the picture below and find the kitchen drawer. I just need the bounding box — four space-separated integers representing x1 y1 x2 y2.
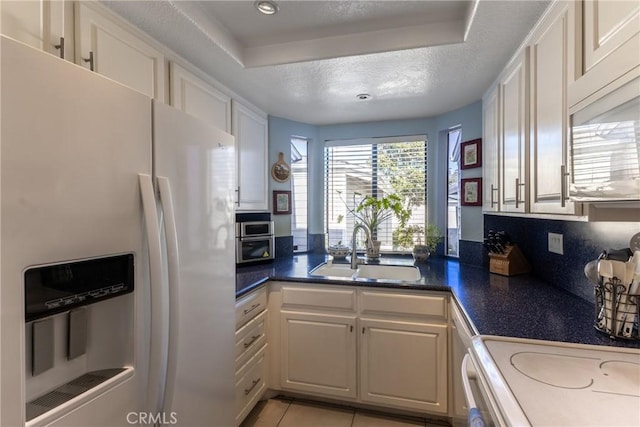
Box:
236 286 267 328
235 344 267 425
360 290 447 319
235 309 267 370
281 286 356 311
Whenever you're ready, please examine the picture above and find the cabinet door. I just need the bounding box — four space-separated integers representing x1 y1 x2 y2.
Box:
75 3 165 101
583 0 640 76
529 3 578 214
500 50 529 213
232 101 269 211
280 311 357 399
482 86 500 211
2 0 43 49
360 318 448 414
1 0 73 60
170 62 231 132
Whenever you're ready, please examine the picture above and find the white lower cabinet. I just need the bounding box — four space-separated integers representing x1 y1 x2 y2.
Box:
280 311 357 398
235 287 269 425
360 318 448 414
270 282 449 417
236 344 268 425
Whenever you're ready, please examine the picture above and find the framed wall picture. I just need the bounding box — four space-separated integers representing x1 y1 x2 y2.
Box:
460 138 482 169
273 190 292 215
461 178 482 206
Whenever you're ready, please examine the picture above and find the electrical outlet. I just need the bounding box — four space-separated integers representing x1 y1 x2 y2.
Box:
548 232 564 255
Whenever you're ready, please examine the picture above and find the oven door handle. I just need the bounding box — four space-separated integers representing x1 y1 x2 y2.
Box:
462 354 486 427
240 235 274 242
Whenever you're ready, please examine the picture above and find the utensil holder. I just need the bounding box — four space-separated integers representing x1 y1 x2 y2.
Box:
594 278 639 340
488 244 531 276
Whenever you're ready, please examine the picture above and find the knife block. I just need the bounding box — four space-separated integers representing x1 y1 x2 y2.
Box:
489 244 531 276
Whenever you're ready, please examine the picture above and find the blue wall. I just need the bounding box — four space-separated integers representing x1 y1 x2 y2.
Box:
268 116 318 239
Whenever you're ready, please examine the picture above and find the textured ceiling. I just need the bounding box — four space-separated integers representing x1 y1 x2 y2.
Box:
103 0 551 125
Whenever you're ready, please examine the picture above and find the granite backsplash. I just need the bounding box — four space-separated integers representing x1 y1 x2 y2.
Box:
484 214 640 302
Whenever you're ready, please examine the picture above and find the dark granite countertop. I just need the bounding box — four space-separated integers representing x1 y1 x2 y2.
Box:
236 254 640 349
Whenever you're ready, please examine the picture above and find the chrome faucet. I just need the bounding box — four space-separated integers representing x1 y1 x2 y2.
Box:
350 223 370 269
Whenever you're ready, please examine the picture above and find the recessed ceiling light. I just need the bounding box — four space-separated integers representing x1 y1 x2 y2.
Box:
356 94 371 101
255 0 279 15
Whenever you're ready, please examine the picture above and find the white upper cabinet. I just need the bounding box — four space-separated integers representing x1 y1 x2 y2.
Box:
583 0 639 76
571 0 640 107
1 0 73 60
499 49 529 213
232 101 269 211
75 2 166 101
482 86 500 212
529 2 579 215
170 62 232 133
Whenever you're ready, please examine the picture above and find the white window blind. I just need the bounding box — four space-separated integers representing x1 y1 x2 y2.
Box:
572 120 640 184
324 138 427 252
572 97 640 186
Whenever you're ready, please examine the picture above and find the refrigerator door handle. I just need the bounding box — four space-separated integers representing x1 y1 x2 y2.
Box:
156 176 181 413
139 173 169 416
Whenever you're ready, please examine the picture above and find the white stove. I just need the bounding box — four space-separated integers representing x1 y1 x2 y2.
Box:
468 336 640 426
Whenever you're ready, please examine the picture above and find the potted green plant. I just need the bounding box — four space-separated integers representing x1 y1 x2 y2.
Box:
338 193 411 259
411 223 443 262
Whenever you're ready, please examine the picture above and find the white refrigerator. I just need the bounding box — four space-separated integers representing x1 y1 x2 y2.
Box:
0 36 236 426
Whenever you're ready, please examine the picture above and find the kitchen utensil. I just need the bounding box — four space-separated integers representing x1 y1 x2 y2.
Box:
630 232 640 253
621 252 640 337
629 252 640 296
610 260 629 325
598 260 615 331
613 261 635 335
598 260 627 335
584 260 599 285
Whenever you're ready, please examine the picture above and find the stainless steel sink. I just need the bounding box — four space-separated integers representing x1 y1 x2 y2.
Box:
309 262 421 282
308 263 357 278
355 264 421 281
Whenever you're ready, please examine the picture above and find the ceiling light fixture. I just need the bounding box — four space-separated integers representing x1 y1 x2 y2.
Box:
356 94 371 101
254 0 279 15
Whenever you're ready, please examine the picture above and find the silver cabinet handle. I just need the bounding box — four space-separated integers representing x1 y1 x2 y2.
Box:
235 186 240 206
243 303 260 315
54 37 65 59
244 378 261 395
83 51 94 71
243 335 261 349
560 165 570 207
490 184 499 207
515 178 525 208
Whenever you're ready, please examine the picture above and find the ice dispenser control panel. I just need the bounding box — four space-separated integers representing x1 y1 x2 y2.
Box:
25 254 134 322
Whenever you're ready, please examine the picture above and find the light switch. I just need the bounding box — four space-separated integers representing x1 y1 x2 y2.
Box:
548 232 564 255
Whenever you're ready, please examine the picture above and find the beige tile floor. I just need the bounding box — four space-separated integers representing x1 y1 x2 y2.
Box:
240 397 449 427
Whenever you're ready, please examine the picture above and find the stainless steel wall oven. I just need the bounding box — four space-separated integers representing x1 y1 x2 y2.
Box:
236 213 274 264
